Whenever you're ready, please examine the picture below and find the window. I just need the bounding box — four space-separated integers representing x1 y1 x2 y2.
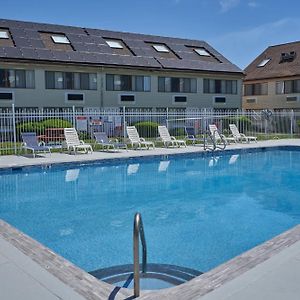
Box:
0 69 35 88
106 74 151 92
257 58 270 67
286 96 297 102
152 44 170 53
158 77 197 93
120 95 135 102
0 31 9 39
214 97 226 103
244 83 268 96
45 71 97 90
276 80 300 94
194 48 210 57
203 79 237 94
106 40 123 49
246 98 256 104
174 96 187 103
66 93 84 101
0 92 13 100
51 35 70 44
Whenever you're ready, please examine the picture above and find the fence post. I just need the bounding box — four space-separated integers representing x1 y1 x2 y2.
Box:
12 104 17 155
166 107 169 129
72 105 76 127
290 109 294 137
123 106 126 139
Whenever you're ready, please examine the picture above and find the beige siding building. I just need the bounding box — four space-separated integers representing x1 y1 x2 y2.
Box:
243 41 300 110
0 19 243 111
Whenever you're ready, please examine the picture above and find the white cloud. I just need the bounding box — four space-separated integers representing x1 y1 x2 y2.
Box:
219 0 240 13
210 18 300 68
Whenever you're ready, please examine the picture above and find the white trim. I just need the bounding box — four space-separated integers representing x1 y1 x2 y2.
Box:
0 90 14 102
65 92 85 103
213 96 226 104
118 94 136 104
172 95 187 105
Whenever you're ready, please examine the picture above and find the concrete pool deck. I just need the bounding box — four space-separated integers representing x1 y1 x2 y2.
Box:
1 139 300 300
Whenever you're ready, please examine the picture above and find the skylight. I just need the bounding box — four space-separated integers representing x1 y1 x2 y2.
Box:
106 40 123 49
51 35 70 44
0 31 9 39
194 48 210 57
257 58 270 67
152 44 170 53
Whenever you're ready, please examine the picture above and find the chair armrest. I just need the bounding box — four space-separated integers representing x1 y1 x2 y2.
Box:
139 137 146 142
240 133 247 138
110 138 119 143
39 141 46 146
171 136 177 140
79 140 85 144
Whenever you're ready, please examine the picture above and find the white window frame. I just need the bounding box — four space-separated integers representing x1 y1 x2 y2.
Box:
213 96 226 104
194 48 210 57
0 31 9 39
152 44 170 53
0 90 14 102
65 92 85 103
51 35 70 44
118 94 136 104
172 95 187 105
106 40 123 49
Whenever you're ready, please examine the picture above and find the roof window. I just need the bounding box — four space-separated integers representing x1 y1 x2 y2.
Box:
280 52 296 63
51 35 70 44
106 40 123 49
152 44 170 53
194 48 210 57
257 58 270 67
0 30 9 39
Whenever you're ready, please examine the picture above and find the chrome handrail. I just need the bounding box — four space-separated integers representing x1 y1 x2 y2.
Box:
133 212 147 297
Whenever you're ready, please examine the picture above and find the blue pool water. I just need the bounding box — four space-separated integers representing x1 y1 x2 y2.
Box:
1 149 300 274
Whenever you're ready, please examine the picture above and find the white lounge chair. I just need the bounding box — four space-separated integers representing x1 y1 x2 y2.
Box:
209 124 236 145
64 128 93 154
126 126 155 149
158 126 186 148
229 124 257 143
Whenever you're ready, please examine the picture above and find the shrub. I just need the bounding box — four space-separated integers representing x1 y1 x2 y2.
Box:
222 116 252 131
134 121 159 138
16 118 73 136
169 127 186 137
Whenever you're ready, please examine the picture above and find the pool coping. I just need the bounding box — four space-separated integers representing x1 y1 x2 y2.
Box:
1 141 300 299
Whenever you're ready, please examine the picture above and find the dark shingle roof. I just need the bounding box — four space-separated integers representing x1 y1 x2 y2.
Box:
244 41 300 81
0 19 242 74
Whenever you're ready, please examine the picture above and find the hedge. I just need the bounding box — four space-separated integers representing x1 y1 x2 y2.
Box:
134 121 159 138
222 116 252 131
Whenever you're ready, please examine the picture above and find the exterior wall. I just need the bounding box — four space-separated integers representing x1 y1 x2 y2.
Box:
0 61 243 109
243 77 300 110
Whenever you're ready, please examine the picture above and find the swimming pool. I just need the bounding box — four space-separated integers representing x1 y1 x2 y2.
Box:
0 148 300 279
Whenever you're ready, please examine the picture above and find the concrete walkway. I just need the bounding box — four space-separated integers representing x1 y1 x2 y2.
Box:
1 139 300 300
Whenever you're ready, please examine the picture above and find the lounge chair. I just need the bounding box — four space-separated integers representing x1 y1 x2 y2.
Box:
185 127 204 145
126 126 155 149
94 132 127 151
64 128 93 154
229 124 257 143
158 126 186 148
209 124 236 145
127 163 140 175
21 132 51 158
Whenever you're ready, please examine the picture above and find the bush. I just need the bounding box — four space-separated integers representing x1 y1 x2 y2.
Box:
222 116 252 131
134 121 159 138
16 118 73 136
169 127 186 137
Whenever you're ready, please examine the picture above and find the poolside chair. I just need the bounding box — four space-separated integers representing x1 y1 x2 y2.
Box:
127 163 140 175
21 132 51 158
126 126 155 149
64 128 93 154
94 132 127 151
209 124 236 145
158 160 170 172
158 126 186 148
185 127 204 145
229 124 257 143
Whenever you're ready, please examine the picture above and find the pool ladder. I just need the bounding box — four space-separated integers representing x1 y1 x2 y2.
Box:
133 212 147 297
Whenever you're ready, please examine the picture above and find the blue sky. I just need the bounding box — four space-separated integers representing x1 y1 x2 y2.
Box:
1 0 300 69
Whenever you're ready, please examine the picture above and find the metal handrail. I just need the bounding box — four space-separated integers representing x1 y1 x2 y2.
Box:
133 212 147 297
